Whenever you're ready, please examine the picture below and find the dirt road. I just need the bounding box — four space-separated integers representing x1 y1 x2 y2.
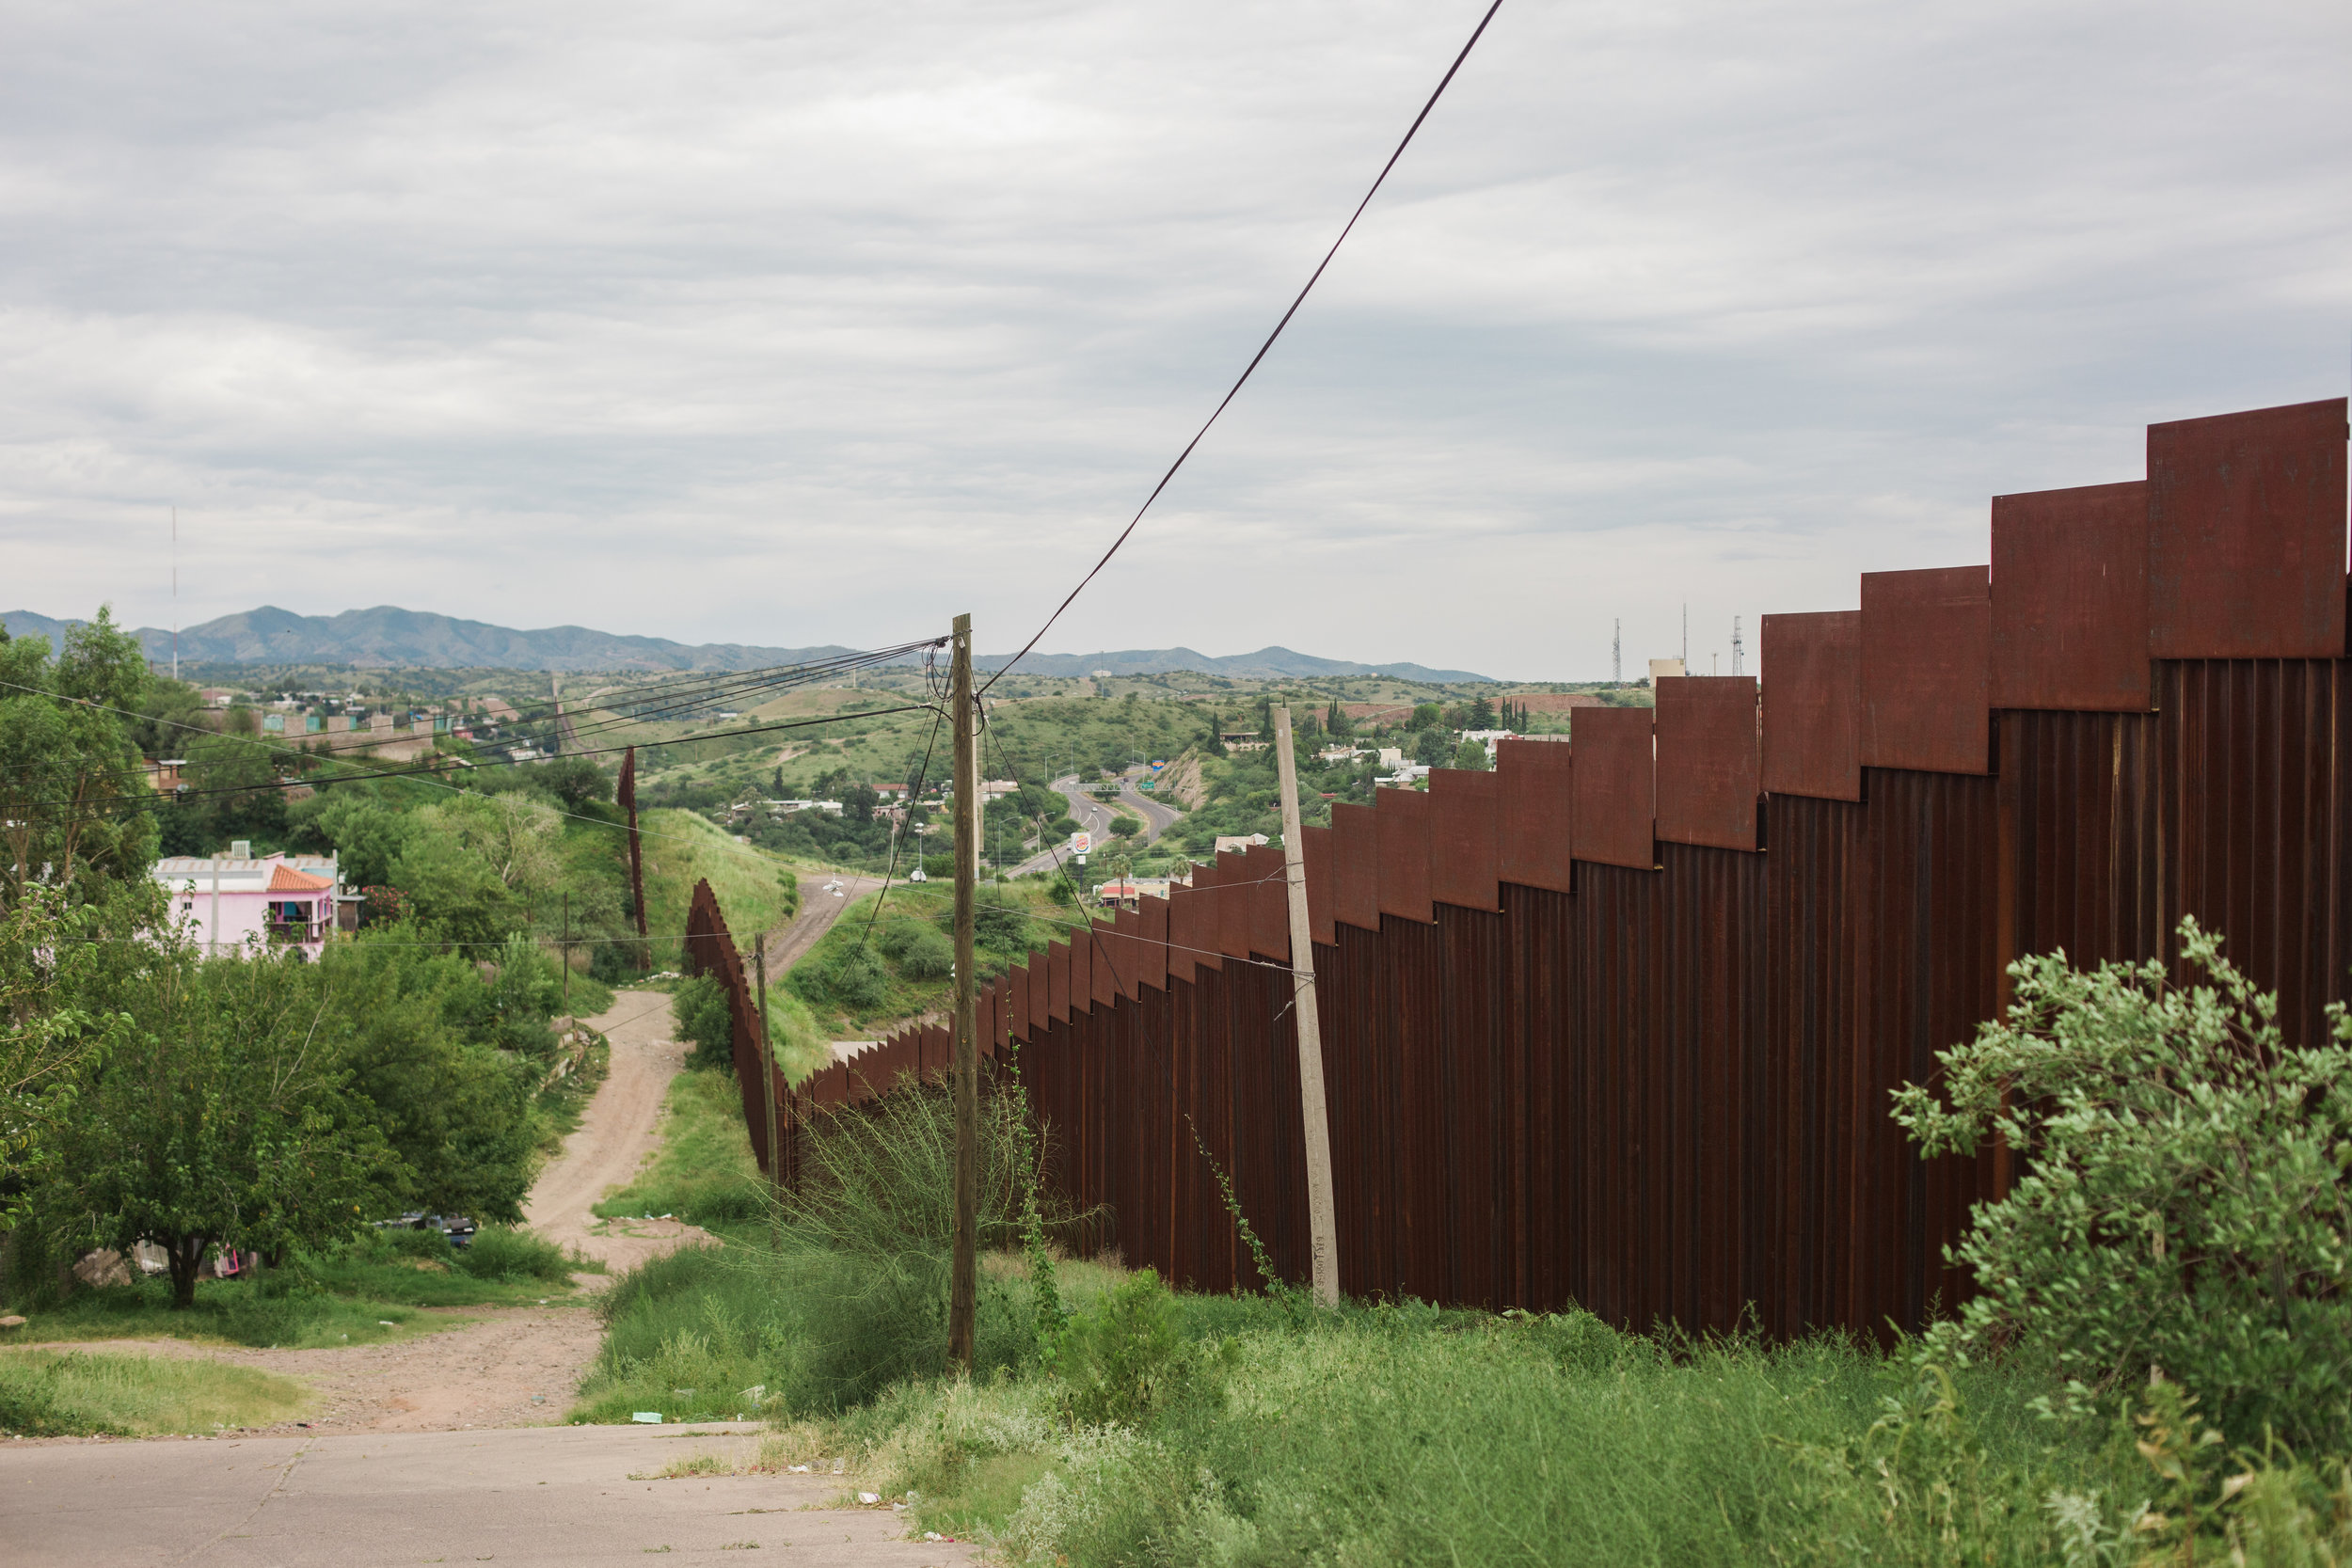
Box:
763 869 884 970
523 989 713 1280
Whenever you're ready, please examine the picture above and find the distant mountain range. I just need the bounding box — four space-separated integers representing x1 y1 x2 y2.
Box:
2 605 1495 683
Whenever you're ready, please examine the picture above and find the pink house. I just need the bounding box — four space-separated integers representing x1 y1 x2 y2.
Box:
151 850 356 959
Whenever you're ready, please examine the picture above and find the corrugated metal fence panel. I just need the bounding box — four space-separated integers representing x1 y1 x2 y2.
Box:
1852 768 2002 1337
2158 658 2349 1049
1760 794 1863 1338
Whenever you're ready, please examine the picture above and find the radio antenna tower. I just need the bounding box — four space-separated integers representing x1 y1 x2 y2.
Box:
1731 615 1743 677
1612 619 1621 683
1680 602 1688 667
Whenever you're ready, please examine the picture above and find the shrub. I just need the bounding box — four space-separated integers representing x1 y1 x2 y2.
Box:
672 974 736 1073
1056 1268 1229 1429
892 925 954 980
456 1226 575 1283
1895 917 2352 1447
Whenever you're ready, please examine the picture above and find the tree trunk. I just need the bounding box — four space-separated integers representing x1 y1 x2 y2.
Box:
166 1236 209 1309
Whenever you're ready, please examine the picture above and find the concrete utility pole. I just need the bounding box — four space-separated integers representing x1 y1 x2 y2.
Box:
946 613 979 1373
561 891 571 1014
755 933 781 1251
1273 707 1341 1307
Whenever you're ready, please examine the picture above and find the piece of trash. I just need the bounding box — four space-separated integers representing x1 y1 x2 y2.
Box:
924 1533 943 1544
787 1465 810 1473
891 1502 906 1513
531 1395 546 1403
672 1389 695 1398
632 1413 663 1424
857 1492 881 1505
831 1461 845 1475
376 1320 397 1327
739 1385 765 1400
904 1490 919 1501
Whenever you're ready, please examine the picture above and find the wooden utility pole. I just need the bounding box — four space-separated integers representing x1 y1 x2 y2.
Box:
755 933 781 1251
561 891 571 1014
1274 706 1341 1307
946 614 979 1372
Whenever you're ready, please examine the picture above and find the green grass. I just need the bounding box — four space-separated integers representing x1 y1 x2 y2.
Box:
18 1228 596 1346
0 1347 310 1436
638 810 803 967
15 1275 433 1350
595 1067 771 1227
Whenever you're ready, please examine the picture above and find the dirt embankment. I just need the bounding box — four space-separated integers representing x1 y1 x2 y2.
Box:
1157 748 1208 810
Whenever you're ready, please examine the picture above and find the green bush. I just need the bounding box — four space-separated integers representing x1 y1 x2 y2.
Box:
672 974 736 1073
456 1226 575 1283
1056 1268 1230 1429
1896 917 2352 1447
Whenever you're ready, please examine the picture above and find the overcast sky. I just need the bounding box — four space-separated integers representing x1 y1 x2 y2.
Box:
4 0 2345 679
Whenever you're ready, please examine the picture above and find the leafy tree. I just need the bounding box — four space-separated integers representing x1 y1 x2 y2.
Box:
1447 739 1492 771
538 756 612 810
414 792 560 899
0 611 158 900
58 945 398 1307
294 792 417 888
1325 700 1352 739
0 881 151 1214
389 831 520 947
1410 729 1453 767
1409 703 1442 729
1896 918 2352 1447
314 931 538 1219
1467 694 1497 729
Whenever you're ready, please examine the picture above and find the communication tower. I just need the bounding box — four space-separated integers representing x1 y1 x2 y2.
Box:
1731 616 1743 677
1612 619 1621 683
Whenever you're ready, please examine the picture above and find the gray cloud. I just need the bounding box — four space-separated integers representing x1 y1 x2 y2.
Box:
3 0 2344 677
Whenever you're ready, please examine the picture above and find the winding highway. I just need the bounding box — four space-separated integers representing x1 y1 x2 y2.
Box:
1005 769 1182 879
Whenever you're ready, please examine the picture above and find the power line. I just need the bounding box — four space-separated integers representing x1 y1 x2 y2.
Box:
979 0 1508 697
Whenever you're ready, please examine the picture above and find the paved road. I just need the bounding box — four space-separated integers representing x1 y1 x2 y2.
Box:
1006 773 1181 877
1 1424 973 1567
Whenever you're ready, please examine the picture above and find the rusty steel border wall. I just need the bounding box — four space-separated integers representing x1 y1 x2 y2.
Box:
681 878 805 1190
760 395 2351 1341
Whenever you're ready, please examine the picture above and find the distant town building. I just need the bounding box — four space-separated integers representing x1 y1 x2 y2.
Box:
1095 878 1173 910
1648 658 1686 683
1213 833 1270 855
